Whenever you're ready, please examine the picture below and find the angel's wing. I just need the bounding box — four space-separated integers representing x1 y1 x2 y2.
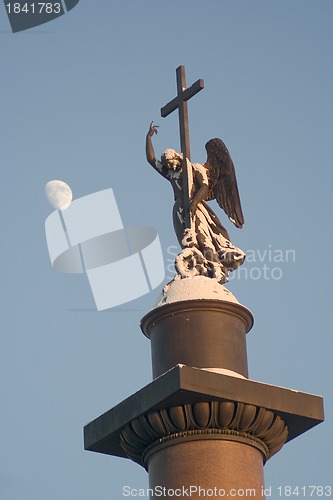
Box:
205 138 244 228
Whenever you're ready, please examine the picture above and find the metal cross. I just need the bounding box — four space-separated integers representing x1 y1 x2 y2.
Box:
161 65 204 229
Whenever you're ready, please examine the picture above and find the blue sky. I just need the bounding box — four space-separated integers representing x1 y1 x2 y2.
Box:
1 1 332 499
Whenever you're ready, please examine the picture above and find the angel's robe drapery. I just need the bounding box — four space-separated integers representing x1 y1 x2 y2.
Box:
156 158 245 283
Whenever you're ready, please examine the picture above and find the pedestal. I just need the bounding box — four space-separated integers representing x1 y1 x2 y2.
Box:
84 281 324 499
142 299 253 378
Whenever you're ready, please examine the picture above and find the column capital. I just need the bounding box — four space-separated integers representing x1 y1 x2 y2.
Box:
121 400 288 469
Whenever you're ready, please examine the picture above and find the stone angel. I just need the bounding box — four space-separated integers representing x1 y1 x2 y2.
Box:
146 122 245 284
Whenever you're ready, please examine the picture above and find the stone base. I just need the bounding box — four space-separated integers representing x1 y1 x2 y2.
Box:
84 286 324 499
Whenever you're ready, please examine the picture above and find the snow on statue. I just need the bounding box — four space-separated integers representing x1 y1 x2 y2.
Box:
146 122 245 284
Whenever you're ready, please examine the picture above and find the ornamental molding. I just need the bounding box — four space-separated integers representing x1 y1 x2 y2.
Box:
120 400 288 468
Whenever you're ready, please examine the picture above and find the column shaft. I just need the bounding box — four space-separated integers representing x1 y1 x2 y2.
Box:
147 440 265 499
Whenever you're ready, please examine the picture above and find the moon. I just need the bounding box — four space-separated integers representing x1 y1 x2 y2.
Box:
45 180 73 210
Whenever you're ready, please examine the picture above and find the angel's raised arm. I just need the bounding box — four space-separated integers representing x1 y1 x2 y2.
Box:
146 122 159 168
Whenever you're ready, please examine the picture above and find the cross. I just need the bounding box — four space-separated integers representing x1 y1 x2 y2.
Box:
161 65 204 229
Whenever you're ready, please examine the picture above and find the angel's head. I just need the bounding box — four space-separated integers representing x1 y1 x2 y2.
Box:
161 149 183 171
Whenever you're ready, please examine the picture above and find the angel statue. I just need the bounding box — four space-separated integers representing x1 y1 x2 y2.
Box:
146 122 246 284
